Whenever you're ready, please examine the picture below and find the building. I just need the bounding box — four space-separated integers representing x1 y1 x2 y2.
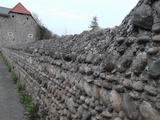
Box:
0 3 40 49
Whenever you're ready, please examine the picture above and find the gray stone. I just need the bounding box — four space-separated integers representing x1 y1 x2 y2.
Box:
140 101 160 120
100 88 110 106
144 85 157 96
79 66 85 74
132 81 143 91
119 111 125 119
152 35 160 42
122 94 137 120
102 111 112 118
100 60 115 72
82 104 88 109
99 73 106 79
77 105 84 118
146 47 159 55
155 102 160 109
84 66 93 75
85 98 90 105
95 105 103 112
152 23 160 33
132 52 148 76
84 77 94 83
116 51 133 73
92 85 100 99
116 37 126 44
95 115 102 120
114 117 122 120
102 81 112 90
124 37 136 46
94 80 102 87
129 91 141 100
84 82 92 97
66 98 76 113
137 36 150 44
155 1 160 17
148 59 160 79
109 90 122 112
82 111 92 120
80 96 85 101
115 85 124 93
132 4 153 29
86 51 94 63
123 79 132 89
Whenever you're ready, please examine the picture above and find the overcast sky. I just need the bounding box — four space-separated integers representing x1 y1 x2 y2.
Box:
1 0 139 35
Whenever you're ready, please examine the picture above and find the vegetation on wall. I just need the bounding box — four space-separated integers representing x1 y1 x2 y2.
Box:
32 12 59 40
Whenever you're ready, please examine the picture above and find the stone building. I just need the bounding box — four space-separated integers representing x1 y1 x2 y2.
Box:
0 3 40 49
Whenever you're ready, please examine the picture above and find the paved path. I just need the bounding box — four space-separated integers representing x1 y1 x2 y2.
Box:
0 54 26 120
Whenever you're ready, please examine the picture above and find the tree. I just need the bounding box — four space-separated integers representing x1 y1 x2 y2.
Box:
32 12 57 39
89 16 99 31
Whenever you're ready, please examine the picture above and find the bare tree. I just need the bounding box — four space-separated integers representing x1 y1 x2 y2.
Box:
32 12 58 39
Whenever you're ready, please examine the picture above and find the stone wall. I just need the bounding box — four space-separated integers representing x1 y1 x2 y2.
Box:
0 13 40 50
2 0 160 120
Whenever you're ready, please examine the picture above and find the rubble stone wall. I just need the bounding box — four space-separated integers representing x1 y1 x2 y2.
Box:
2 0 160 120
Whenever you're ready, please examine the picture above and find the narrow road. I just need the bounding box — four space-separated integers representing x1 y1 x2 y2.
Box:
0 54 26 120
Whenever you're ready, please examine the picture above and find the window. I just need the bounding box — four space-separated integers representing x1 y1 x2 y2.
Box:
8 32 13 36
28 34 33 38
12 15 14 18
27 17 29 20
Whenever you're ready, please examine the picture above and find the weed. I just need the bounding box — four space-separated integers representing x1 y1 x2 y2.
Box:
16 83 22 92
11 73 17 83
19 90 37 119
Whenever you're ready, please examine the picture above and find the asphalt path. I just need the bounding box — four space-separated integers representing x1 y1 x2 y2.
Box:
0 54 26 120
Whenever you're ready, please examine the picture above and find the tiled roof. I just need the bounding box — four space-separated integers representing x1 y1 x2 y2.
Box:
10 2 31 15
0 7 11 16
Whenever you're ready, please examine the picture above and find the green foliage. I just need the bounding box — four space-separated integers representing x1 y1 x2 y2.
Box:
18 86 37 119
32 12 55 39
11 73 17 83
16 83 22 92
26 101 37 119
89 16 100 32
1 54 11 72
39 25 53 39
19 91 37 119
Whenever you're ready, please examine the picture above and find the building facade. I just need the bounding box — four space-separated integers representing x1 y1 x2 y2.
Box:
0 3 40 49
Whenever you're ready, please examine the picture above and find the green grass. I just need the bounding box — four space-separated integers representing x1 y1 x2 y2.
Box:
19 91 37 119
11 73 17 83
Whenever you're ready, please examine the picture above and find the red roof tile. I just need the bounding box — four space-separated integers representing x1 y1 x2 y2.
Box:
10 2 31 15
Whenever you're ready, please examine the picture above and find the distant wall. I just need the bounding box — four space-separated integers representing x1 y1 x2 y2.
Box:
0 13 40 50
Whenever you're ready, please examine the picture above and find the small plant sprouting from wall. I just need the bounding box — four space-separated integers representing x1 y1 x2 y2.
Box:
1 54 37 119
11 73 17 83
